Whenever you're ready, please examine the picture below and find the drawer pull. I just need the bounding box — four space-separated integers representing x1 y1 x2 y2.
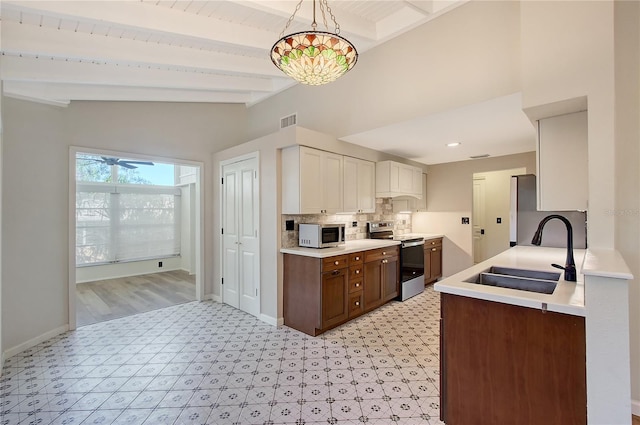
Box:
432 248 437 252
382 251 386 255
355 301 360 306
431 241 436 245
382 259 388 264
355 270 360 274
355 256 360 261
355 283 360 287
334 261 339 265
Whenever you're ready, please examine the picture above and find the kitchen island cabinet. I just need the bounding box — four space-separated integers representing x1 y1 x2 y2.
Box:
440 293 586 425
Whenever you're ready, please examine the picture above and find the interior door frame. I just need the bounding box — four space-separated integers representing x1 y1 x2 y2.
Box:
68 146 205 330
218 151 260 312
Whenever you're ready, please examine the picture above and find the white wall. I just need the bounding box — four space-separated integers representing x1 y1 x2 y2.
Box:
521 0 615 249
614 0 640 412
247 1 521 141
2 98 247 353
412 153 536 276
0 81 4 369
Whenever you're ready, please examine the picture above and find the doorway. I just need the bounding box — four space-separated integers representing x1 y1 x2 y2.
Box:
472 167 526 263
220 153 260 318
69 147 204 329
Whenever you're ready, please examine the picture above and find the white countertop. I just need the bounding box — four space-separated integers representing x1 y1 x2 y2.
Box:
581 248 633 280
434 245 586 316
280 239 400 258
280 234 445 258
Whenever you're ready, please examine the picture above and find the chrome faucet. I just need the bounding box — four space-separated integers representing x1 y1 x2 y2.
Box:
531 214 577 282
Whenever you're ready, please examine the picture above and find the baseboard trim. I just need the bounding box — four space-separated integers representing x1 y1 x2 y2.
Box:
259 313 283 327
632 399 640 416
0 351 5 376
3 325 69 360
204 293 221 302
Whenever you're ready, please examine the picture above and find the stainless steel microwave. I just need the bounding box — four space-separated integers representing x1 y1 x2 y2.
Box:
299 223 346 248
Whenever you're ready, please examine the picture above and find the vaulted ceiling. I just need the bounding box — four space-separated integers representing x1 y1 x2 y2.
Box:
0 0 463 106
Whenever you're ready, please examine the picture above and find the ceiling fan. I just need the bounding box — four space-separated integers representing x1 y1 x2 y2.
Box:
80 156 155 169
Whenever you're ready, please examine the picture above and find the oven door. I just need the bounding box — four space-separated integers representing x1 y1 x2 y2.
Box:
400 240 425 283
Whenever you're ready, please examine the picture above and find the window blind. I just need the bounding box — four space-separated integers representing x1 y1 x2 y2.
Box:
76 182 181 266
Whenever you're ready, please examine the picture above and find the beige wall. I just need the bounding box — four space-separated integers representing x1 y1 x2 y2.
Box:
412 152 536 276
614 0 640 408
2 98 247 352
247 1 521 141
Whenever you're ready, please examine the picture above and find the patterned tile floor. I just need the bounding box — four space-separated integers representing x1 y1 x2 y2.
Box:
0 286 443 425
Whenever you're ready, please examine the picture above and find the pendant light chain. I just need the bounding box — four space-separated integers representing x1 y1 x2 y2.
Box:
280 0 304 38
321 0 341 34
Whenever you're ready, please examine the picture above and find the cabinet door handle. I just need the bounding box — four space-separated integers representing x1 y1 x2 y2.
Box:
355 270 360 274
332 270 340 275
432 241 436 245
355 301 360 306
432 248 437 252
382 259 388 264
382 251 386 255
355 256 360 261
334 261 339 265
355 283 360 287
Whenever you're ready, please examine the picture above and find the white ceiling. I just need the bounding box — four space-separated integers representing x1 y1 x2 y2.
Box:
341 93 537 165
0 0 536 165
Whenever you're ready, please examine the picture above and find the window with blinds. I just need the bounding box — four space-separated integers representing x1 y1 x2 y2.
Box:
75 154 181 266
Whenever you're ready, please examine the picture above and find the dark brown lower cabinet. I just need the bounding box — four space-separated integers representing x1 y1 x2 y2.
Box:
440 293 586 425
284 247 399 336
424 237 443 284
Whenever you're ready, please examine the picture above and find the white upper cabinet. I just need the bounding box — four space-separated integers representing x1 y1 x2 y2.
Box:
537 111 588 211
376 160 423 198
282 145 344 214
393 173 427 213
343 157 375 214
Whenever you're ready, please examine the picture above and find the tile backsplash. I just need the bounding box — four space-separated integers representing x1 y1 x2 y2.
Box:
281 198 412 248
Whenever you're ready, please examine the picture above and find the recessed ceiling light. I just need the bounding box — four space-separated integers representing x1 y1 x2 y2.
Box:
446 142 461 147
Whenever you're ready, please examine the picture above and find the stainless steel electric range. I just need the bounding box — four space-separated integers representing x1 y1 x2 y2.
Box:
368 221 425 301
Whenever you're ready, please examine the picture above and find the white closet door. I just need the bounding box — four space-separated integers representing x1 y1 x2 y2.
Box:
222 156 260 316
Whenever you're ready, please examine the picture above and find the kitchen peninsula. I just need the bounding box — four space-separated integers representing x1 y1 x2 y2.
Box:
435 246 633 424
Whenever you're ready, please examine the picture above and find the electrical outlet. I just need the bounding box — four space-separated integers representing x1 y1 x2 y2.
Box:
158 261 163 268
462 217 470 224
285 220 294 231
497 217 502 224
352 221 358 227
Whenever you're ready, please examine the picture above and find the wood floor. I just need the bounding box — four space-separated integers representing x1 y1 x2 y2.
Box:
76 270 196 327
633 415 640 425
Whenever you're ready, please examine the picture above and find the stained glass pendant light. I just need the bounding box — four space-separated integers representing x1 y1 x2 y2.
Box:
270 0 358 86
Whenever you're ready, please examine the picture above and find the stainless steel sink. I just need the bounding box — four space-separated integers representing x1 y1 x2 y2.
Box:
465 266 560 294
486 266 561 281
